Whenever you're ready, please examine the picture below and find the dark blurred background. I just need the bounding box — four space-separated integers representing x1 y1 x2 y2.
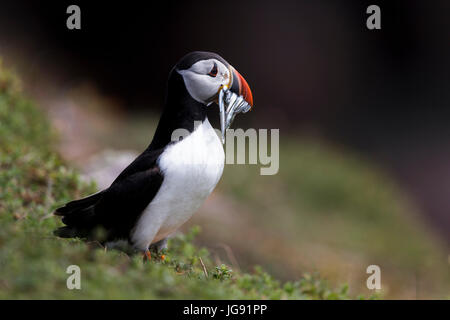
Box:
2 0 448 242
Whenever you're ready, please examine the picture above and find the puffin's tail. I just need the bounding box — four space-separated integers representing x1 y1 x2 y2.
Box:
53 191 104 238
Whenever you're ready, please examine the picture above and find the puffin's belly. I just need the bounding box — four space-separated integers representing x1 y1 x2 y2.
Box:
131 119 224 249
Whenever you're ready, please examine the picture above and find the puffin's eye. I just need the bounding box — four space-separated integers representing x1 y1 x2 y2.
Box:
208 62 218 77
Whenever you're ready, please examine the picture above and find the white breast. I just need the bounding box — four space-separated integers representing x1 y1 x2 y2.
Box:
131 118 224 251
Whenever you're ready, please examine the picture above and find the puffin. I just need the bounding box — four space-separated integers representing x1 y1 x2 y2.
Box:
54 51 253 260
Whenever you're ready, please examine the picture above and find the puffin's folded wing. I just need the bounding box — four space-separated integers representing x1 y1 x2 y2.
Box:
54 191 105 216
54 165 164 241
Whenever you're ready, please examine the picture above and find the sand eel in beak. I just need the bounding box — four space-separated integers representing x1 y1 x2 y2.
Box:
54 51 253 260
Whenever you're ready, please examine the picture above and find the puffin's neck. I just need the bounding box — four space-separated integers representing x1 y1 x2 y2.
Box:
148 72 207 150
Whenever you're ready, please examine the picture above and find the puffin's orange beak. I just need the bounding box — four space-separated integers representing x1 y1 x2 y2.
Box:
230 66 253 108
217 65 254 144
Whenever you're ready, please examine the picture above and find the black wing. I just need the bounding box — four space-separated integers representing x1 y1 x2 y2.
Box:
54 148 164 242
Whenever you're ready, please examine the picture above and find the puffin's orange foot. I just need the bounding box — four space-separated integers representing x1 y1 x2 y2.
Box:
143 249 151 263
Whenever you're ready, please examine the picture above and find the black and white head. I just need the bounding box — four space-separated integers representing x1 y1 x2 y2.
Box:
156 51 254 145
165 51 253 142
176 51 253 106
175 51 253 108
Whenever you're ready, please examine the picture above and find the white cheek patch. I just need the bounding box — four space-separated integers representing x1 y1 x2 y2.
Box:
178 70 218 104
178 59 229 104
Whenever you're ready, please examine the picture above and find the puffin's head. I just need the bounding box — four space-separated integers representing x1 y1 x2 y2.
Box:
176 51 253 108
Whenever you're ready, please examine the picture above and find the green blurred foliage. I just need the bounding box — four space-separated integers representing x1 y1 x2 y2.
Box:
0 60 352 299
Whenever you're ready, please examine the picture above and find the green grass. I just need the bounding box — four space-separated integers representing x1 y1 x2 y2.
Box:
0 59 353 299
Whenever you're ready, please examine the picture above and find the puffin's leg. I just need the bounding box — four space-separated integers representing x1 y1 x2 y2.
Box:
143 249 151 263
150 238 168 260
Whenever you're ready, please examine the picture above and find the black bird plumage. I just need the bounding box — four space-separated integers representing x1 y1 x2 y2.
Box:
54 149 164 242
